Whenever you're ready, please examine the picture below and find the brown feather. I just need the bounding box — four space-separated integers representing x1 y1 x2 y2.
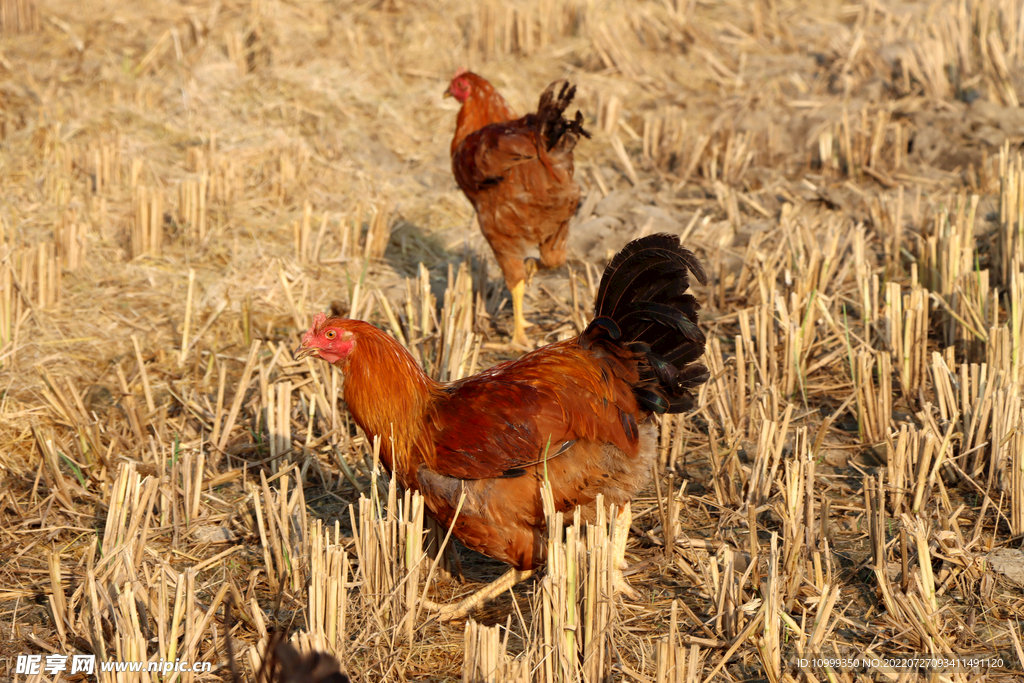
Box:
298 234 707 571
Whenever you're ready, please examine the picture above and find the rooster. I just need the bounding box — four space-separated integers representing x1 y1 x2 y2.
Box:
445 70 590 347
296 234 708 618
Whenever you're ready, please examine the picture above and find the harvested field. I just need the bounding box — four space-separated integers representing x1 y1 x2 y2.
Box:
2 0 1024 681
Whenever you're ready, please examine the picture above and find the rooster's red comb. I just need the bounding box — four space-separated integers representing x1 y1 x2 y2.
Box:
301 313 328 346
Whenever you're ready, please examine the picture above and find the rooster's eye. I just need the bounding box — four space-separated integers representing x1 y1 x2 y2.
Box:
325 330 336 340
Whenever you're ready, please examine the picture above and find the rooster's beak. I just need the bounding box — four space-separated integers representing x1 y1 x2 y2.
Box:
294 345 318 361
443 87 453 98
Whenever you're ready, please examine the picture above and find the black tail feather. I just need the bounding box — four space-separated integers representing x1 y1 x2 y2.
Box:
535 80 591 152
585 233 708 415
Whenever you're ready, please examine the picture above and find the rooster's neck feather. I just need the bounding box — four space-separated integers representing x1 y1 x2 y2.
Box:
452 77 517 156
339 324 438 477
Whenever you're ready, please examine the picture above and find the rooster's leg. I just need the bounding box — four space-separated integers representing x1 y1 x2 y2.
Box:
421 568 539 621
612 502 641 600
510 280 530 348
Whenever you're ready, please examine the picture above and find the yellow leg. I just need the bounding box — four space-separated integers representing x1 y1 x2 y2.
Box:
612 503 641 600
420 568 539 621
510 280 530 348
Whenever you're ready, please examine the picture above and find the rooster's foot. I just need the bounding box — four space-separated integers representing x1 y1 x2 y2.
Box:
420 568 539 621
612 567 642 601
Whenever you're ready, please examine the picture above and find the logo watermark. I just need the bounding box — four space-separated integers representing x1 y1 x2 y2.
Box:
790 652 1006 674
11 654 212 677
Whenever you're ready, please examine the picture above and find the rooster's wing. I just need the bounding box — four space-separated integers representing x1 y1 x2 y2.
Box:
425 341 642 481
453 123 546 195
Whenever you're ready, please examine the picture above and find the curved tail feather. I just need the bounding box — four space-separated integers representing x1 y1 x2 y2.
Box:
585 233 709 414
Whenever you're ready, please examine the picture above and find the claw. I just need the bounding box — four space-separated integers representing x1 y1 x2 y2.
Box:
421 568 539 621
613 567 642 601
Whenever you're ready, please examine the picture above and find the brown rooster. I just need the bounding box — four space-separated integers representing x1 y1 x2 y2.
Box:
445 70 590 347
296 234 708 617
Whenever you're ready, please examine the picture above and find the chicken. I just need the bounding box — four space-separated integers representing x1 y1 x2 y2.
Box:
445 70 590 347
296 234 708 618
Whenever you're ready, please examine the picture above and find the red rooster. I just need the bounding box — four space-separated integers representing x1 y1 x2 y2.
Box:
296 234 708 617
445 70 590 347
